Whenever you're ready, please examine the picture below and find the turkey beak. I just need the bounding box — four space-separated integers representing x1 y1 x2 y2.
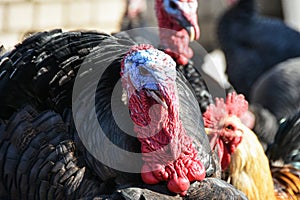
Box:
146 89 168 109
177 16 196 41
176 9 200 41
185 26 196 41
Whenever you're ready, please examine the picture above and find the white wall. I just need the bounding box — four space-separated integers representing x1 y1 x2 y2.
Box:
0 0 126 49
282 0 300 31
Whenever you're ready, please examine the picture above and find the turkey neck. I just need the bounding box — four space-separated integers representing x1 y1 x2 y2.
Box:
130 86 183 160
128 85 206 195
155 0 194 65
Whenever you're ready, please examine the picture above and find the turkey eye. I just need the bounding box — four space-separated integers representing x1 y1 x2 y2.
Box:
139 67 150 75
169 1 178 9
225 124 234 131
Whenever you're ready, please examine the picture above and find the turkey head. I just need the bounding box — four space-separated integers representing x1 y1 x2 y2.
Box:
203 92 249 170
155 0 200 65
121 44 206 196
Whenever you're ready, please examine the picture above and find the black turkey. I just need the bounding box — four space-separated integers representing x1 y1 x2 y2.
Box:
0 30 247 199
217 0 300 100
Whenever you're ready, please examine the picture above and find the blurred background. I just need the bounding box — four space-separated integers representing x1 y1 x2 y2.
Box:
0 0 299 51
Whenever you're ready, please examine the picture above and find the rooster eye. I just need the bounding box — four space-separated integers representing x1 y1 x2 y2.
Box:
225 124 234 131
169 1 178 9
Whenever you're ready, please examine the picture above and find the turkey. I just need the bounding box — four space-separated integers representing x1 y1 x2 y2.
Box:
0 106 105 199
156 0 234 112
0 30 247 199
217 0 300 100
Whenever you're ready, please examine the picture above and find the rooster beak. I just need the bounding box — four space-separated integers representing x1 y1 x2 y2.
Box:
146 89 168 109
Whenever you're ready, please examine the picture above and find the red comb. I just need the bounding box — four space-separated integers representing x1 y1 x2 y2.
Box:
225 92 248 117
203 92 248 128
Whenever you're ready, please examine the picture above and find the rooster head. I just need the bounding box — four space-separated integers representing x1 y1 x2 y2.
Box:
121 44 206 196
203 92 249 170
155 0 200 65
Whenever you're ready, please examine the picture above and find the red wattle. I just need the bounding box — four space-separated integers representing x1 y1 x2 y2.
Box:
221 141 231 170
167 177 190 195
128 81 207 196
187 160 206 181
141 165 160 184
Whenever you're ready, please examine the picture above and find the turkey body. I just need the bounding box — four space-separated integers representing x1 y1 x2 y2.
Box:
0 106 104 199
217 0 300 99
0 29 247 199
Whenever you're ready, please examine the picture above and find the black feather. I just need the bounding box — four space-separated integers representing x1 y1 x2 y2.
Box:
218 0 300 99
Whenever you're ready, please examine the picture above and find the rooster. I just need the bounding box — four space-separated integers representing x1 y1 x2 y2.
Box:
203 92 300 200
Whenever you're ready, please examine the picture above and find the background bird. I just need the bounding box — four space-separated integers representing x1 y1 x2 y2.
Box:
217 0 300 100
267 109 300 200
204 92 300 200
250 57 300 122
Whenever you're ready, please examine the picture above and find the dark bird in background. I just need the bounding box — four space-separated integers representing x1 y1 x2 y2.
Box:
250 57 300 122
248 57 300 148
267 110 300 200
0 30 247 199
217 0 300 100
